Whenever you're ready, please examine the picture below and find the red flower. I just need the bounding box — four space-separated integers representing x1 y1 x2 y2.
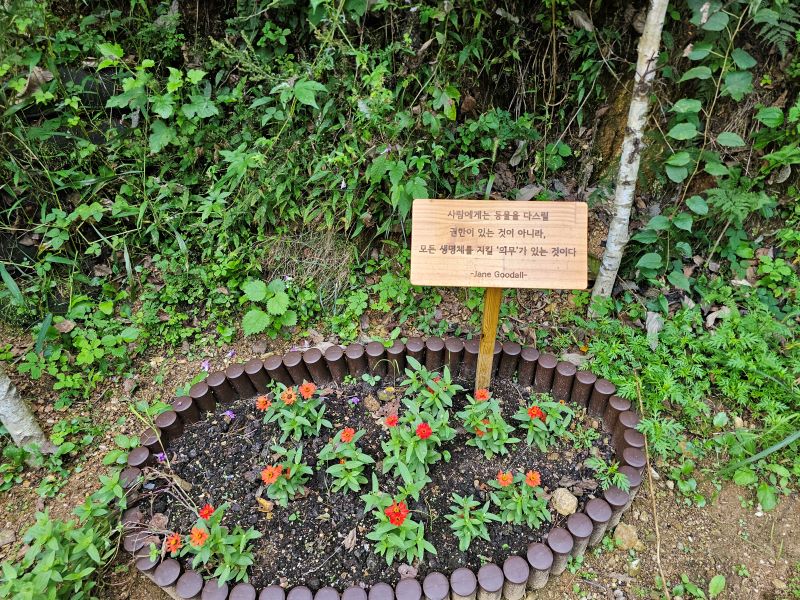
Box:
199 503 214 520
384 501 409 526
280 388 297 405
426 376 442 393
525 470 541 487
299 381 317 399
475 388 490 401
474 427 485 438
189 527 209 547
261 465 283 485
496 470 513 487
416 422 432 440
165 532 182 553
527 406 545 421
385 415 399 427
341 427 355 443
256 395 271 411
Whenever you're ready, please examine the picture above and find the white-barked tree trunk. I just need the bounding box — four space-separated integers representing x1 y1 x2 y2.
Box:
591 0 670 301
0 364 48 449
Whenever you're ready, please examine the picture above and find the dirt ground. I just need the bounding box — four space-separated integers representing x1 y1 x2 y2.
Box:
1 321 798 600
108 475 800 600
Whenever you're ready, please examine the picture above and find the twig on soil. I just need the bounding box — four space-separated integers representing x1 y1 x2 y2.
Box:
634 374 671 600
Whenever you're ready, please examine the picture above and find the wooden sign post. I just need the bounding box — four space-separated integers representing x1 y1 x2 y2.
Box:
410 199 588 392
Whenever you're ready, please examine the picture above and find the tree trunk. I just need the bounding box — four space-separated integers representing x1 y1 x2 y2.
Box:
591 0 670 302
0 364 48 449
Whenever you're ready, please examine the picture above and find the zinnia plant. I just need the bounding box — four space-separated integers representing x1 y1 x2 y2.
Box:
513 394 574 452
264 382 331 442
400 357 463 415
489 470 551 528
381 404 455 490
155 503 261 586
361 476 436 565
445 493 500 551
318 428 375 492
262 445 313 507
457 391 519 458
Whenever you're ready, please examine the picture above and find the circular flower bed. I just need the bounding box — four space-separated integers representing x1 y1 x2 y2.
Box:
121 338 646 600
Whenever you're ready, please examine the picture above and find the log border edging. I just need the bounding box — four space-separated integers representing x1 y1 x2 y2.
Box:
123 337 646 600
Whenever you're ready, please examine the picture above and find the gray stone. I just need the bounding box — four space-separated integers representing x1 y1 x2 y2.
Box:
551 487 578 516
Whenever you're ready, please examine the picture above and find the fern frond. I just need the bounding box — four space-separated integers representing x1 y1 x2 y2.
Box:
753 2 800 57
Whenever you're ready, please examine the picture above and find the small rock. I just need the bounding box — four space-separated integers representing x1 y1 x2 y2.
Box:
613 589 625 600
772 580 787 591
547 453 560 461
666 480 674 490
627 558 641 577
251 340 268 354
550 488 578 516
733 416 744 429
0 529 15 548
614 522 639 551
649 467 660 480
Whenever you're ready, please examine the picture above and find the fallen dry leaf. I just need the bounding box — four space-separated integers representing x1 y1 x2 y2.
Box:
342 527 357 551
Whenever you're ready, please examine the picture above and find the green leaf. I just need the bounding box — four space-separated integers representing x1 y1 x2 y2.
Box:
732 468 757 486
293 79 327 109
755 106 784 128
667 122 698 140
242 309 271 336
151 94 174 119
704 161 729 176
666 151 692 166
712 412 729 428
186 69 207 84
667 270 691 291
671 98 702 114
687 42 713 60
702 11 729 31
679 66 712 82
673 212 694 231
731 48 756 69
676 241 692 257
97 42 123 59
646 215 671 231
0 263 24 306
98 300 113 315
708 575 726 598
717 131 745 147
120 327 139 342
723 71 753 101
242 280 268 302
280 310 298 327
756 482 777 511
266 291 290 316
636 253 663 270
686 195 708 215
666 165 688 182
182 95 219 119
149 120 176 154
632 229 658 244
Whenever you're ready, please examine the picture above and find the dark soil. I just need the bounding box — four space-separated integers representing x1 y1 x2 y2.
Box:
142 377 616 590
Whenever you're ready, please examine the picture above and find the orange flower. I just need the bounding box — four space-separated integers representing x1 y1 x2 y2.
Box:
475 388 490 401
341 427 355 443
496 470 513 487
199 503 214 520
525 470 541 487
475 428 486 438
384 501 409 526
261 465 284 485
299 381 317 399
527 406 545 421
165 532 182 553
416 422 432 439
189 527 209 547
280 388 297 405
256 395 271 411
385 415 399 427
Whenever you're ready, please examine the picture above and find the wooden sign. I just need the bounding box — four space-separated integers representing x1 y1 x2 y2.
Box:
410 199 588 290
